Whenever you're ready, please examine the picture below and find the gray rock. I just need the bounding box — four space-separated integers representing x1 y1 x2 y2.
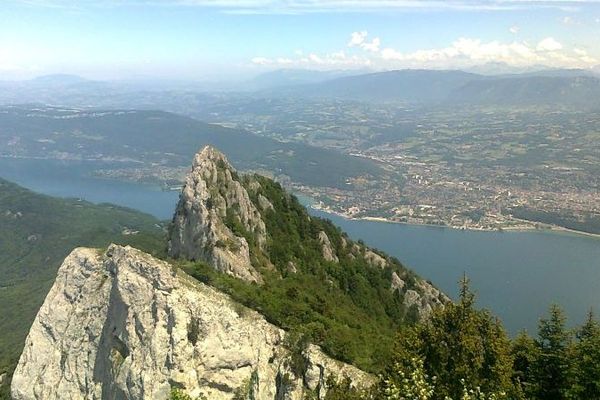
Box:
12 245 372 400
390 272 405 292
286 261 297 274
258 194 274 212
317 231 338 263
364 250 387 269
168 146 267 283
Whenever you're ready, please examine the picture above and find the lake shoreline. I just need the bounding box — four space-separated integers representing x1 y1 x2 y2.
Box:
306 204 600 241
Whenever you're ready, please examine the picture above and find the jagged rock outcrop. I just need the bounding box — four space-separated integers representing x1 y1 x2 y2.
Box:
168 146 267 283
317 231 338 263
390 271 405 291
390 272 449 318
412 280 449 317
12 245 372 400
364 250 387 269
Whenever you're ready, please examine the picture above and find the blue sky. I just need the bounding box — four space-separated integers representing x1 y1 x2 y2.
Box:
1 0 600 80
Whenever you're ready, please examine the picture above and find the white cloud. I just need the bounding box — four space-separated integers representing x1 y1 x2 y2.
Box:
362 37 381 52
509 25 520 34
536 37 563 52
251 56 270 65
250 50 372 69
253 32 598 71
380 38 543 67
348 31 367 47
308 53 323 64
347 31 381 52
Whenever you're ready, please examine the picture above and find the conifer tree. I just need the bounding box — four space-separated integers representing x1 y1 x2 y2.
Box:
511 330 538 398
532 305 573 400
570 310 600 398
383 276 515 399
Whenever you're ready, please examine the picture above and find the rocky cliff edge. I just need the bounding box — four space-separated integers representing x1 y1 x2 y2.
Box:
11 244 372 400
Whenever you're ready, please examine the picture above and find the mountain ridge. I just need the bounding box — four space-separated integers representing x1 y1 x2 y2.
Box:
264 68 600 107
169 146 446 320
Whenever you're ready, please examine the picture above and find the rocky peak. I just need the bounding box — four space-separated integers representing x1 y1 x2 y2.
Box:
169 146 448 320
11 245 372 400
169 145 267 283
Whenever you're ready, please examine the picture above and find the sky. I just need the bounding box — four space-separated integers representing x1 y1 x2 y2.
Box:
1 0 600 80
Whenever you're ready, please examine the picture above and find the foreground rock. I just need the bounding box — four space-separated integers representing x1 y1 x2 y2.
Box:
12 245 372 400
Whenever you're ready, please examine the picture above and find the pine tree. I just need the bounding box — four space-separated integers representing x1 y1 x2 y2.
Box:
533 305 573 400
383 276 515 399
511 330 538 398
570 310 600 398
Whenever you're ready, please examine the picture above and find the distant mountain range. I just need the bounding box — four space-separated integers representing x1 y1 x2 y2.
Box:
264 68 600 107
2 67 600 108
451 75 600 107
265 69 479 103
246 68 371 90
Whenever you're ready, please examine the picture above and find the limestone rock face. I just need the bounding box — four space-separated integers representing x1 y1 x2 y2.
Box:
390 271 405 291
317 231 338 263
414 280 449 318
12 245 372 400
168 146 267 283
364 250 387 269
397 278 449 318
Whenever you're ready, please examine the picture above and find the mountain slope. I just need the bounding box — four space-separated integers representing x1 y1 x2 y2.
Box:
6 147 449 399
450 75 600 107
247 68 368 90
169 146 447 371
265 68 600 108
0 105 387 189
271 69 479 103
0 178 166 398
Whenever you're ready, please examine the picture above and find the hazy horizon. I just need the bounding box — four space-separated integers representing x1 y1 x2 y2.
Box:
2 0 600 81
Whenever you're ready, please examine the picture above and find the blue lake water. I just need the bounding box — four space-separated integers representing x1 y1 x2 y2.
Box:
2 158 599 334
307 208 600 334
0 158 179 220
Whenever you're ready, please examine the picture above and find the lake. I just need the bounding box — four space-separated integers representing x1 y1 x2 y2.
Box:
2 158 599 334
307 208 600 334
0 158 179 220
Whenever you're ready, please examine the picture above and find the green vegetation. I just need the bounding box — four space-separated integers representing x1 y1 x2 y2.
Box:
383 277 515 399
323 278 600 400
510 207 600 235
184 175 442 374
169 388 207 400
0 178 166 399
0 105 387 189
232 370 259 400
